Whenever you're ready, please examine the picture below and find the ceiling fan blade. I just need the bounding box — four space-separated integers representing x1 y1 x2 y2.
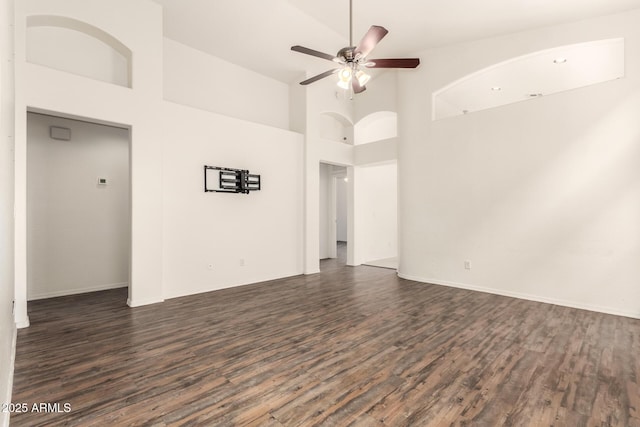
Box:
291 45 336 62
366 58 420 68
354 26 388 58
299 69 339 85
352 78 366 94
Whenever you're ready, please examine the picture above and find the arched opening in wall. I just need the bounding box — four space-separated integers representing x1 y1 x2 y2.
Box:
432 38 624 120
319 163 348 267
318 112 353 144
354 111 397 145
26 110 131 304
26 15 132 88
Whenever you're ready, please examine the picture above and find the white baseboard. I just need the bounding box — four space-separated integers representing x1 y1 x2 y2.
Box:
28 282 128 301
0 327 17 427
397 271 640 320
164 271 305 301
127 297 164 308
14 315 29 329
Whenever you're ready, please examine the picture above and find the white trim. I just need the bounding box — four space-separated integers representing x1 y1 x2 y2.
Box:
397 272 640 320
1 327 17 427
15 315 29 329
127 297 164 308
28 282 128 301
163 273 305 301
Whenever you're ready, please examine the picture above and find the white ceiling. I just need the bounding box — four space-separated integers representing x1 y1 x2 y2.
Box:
152 0 640 84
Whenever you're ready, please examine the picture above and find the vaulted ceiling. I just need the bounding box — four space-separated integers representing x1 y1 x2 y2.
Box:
152 0 640 84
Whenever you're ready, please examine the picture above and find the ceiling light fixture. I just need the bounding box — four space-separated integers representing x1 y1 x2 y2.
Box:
355 69 371 86
337 67 353 89
291 0 420 95
335 66 371 90
553 57 567 64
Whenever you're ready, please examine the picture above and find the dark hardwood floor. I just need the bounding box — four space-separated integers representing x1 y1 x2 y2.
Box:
11 246 640 426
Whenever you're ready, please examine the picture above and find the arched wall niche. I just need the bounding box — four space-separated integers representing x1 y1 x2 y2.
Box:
319 111 354 144
354 110 397 145
26 15 132 88
432 38 625 120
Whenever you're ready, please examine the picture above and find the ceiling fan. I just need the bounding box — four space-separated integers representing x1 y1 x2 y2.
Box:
291 0 420 94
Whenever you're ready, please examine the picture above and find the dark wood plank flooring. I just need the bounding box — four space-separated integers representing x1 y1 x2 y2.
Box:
11 249 640 426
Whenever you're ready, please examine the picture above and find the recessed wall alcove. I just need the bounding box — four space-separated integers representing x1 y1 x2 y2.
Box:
354 111 398 145
27 15 132 87
319 111 353 144
433 38 625 120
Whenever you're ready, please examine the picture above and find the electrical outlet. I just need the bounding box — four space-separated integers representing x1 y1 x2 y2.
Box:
464 260 471 270
240 258 245 267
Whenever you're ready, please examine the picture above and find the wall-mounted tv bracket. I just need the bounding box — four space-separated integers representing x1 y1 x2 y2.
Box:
204 165 261 194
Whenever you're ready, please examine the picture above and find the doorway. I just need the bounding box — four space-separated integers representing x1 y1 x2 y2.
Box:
319 163 348 266
26 112 130 300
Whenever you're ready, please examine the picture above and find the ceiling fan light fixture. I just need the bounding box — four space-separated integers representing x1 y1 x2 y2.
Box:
339 67 352 81
356 69 371 86
337 66 353 89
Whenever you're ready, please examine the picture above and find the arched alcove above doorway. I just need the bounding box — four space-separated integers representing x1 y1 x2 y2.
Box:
26 15 132 87
319 111 353 144
354 111 397 145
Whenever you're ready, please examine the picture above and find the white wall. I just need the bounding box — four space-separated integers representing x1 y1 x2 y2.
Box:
161 102 303 298
14 0 301 321
163 38 289 130
354 138 398 166
15 0 165 318
0 0 16 424
398 9 640 318
357 162 397 262
26 113 129 300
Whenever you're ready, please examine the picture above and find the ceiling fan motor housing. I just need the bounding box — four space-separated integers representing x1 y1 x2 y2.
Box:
337 47 357 63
